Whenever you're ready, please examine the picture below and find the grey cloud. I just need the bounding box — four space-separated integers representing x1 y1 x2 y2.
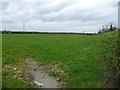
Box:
36 7 106 23
37 2 70 15
1 0 119 32
1 0 24 2
2 1 116 22
2 20 14 24
1 2 9 10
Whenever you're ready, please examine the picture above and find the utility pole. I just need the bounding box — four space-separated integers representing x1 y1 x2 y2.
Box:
83 31 85 34
102 26 105 32
118 1 120 28
106 25 108 31
23 21 25 31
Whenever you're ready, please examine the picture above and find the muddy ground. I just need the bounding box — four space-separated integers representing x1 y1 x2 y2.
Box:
25 60 61 88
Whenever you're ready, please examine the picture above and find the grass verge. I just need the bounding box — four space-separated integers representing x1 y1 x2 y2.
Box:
99 30 119 87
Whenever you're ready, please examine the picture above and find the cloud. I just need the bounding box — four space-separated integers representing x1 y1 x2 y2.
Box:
1 0 119 32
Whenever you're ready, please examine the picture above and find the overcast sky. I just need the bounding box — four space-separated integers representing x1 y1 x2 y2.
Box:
1 0 119 33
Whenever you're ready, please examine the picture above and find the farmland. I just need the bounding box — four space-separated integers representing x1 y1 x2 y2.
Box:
2 31 118 88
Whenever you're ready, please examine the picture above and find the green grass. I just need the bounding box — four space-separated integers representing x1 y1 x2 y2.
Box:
99 31 119 87
2 33 116 88
0 33 2 90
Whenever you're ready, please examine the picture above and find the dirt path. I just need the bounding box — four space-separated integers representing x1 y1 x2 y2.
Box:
26 60 61 88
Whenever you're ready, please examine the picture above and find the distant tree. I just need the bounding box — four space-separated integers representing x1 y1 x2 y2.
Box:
110 22 113 31
99 22 117 34
3 29 7 33
98 29 102 34
112 26 117 30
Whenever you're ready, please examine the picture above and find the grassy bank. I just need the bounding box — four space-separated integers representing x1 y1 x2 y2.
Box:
2 32 117 88
99 30 119 87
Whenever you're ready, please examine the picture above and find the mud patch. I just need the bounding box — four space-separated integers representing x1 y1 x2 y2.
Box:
25 60 61 88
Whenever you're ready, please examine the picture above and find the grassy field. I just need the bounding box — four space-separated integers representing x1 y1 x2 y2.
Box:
2 31 118 88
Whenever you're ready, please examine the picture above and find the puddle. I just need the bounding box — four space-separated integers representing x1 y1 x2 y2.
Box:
26 60 61 88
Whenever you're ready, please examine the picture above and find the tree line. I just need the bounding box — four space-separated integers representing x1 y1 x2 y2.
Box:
98 22 118 34
1 30 97 35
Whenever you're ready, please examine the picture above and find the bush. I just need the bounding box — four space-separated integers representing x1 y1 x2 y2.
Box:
100 31 119 87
